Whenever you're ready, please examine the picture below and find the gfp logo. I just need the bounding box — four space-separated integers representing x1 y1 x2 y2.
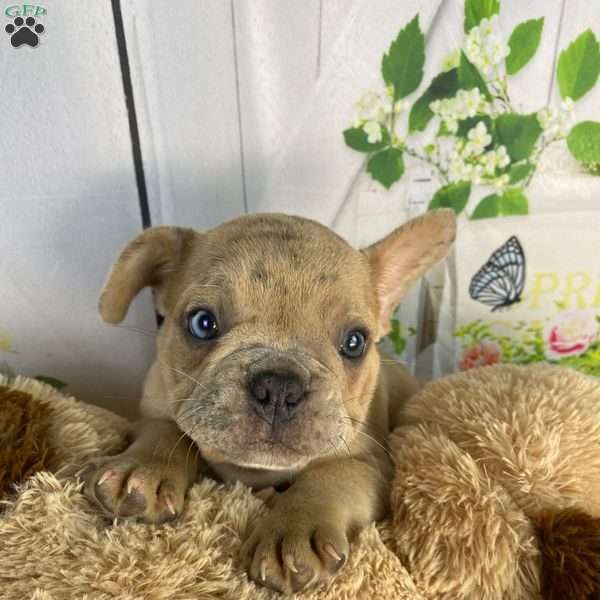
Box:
4 4 45 47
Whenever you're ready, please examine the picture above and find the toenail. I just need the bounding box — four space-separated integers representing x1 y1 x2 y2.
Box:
165 495 176 516
260 558 268 582
97 470 115 486
283 554 298 573
323 543 343 562
127 478 143 494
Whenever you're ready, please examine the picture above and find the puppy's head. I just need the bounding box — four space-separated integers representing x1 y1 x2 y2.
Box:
100 211 455 471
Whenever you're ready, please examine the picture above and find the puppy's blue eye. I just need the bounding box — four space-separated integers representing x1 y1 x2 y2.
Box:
340 330 367 359
187 309 219 340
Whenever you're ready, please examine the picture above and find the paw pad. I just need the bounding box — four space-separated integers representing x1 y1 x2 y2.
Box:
5 17 44 48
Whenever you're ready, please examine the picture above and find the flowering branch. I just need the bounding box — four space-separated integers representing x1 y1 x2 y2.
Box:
344 0 600 219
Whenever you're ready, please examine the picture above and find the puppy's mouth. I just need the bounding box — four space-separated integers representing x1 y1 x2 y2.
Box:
172 346 351 471
175 385 351 471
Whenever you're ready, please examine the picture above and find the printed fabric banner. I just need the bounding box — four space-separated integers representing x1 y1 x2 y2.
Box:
436 211 600 377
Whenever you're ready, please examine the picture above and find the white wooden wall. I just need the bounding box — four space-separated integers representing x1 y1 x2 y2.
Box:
0 0 598 416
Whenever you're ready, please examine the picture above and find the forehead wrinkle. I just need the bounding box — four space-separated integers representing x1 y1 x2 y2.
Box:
189 223 376 319
183 286 223 311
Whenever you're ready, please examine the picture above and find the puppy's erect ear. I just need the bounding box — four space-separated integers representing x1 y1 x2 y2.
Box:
364 208 456 338
99 226 195 324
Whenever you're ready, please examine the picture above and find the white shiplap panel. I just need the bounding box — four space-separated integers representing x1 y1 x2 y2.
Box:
0 0 155 417
253 0 442 241
320 0 358 67
123 0 246 228
233 0 321 209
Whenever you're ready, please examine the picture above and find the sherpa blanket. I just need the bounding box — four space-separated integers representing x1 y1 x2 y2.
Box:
1 365 600 600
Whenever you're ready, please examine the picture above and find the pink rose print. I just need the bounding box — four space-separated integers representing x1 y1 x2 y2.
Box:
544 310 599 360
459 341 501 371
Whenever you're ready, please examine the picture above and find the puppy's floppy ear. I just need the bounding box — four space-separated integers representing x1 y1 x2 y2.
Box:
364 208 456 338
99 226 195 324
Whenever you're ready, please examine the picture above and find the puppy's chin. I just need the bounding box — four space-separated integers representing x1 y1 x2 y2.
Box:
200 444 310 472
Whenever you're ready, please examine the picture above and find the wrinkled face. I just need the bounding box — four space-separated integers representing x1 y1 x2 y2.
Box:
101 210 456 472
157 216 381 471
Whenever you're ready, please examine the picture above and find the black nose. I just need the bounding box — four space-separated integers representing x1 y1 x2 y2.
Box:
248 371 306 422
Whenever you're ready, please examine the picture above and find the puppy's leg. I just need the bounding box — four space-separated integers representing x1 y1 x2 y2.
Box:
83 418 198 523
241 453 390 594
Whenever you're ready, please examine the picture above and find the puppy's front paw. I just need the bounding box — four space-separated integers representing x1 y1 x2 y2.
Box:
240 507 349 594
82 455 186 524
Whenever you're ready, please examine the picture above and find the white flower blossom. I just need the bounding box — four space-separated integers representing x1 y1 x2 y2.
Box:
462 88 484 117
471 164 485 185
353 86 411 127
480 145 510 172
363 120 383 144
467 121 492 153
463 15 509 80
537 98 575 138
495 145 510 168
479 15 497 37
380 95 394 116
429 88 489 134
446 118 459 134
480 151 497 175
442 126 513 187
561 97 575 113
355 90 390 125
441 49 460 72
430 99 442 114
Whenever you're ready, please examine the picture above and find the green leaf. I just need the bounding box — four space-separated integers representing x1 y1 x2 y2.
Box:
471 188 529 219
428 181 471 214
567 121 600 165
343 126 390 153
501 188 529 215
471 193 500 219
508 162 535 183
464 0 500 32
367 148 405 189
409 68 459 132
388 319 407 355
34 375 68 390
495 113 542 161
458 52 491 99
506 18 544 75
438 121 453 136
382 15 425 100
557 29 600 101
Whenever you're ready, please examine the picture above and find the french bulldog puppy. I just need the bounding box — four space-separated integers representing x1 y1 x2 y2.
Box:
84 210 455 594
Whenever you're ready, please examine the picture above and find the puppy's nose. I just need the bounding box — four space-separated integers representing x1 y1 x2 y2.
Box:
248 371 306 422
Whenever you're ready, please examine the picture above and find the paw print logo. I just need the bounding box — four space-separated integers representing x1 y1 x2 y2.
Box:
5 16 44 48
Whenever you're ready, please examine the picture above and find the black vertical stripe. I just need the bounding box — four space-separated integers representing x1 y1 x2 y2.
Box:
110 0 151 229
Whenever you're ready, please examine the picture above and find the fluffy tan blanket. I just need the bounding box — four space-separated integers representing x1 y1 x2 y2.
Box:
1 365 600 600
